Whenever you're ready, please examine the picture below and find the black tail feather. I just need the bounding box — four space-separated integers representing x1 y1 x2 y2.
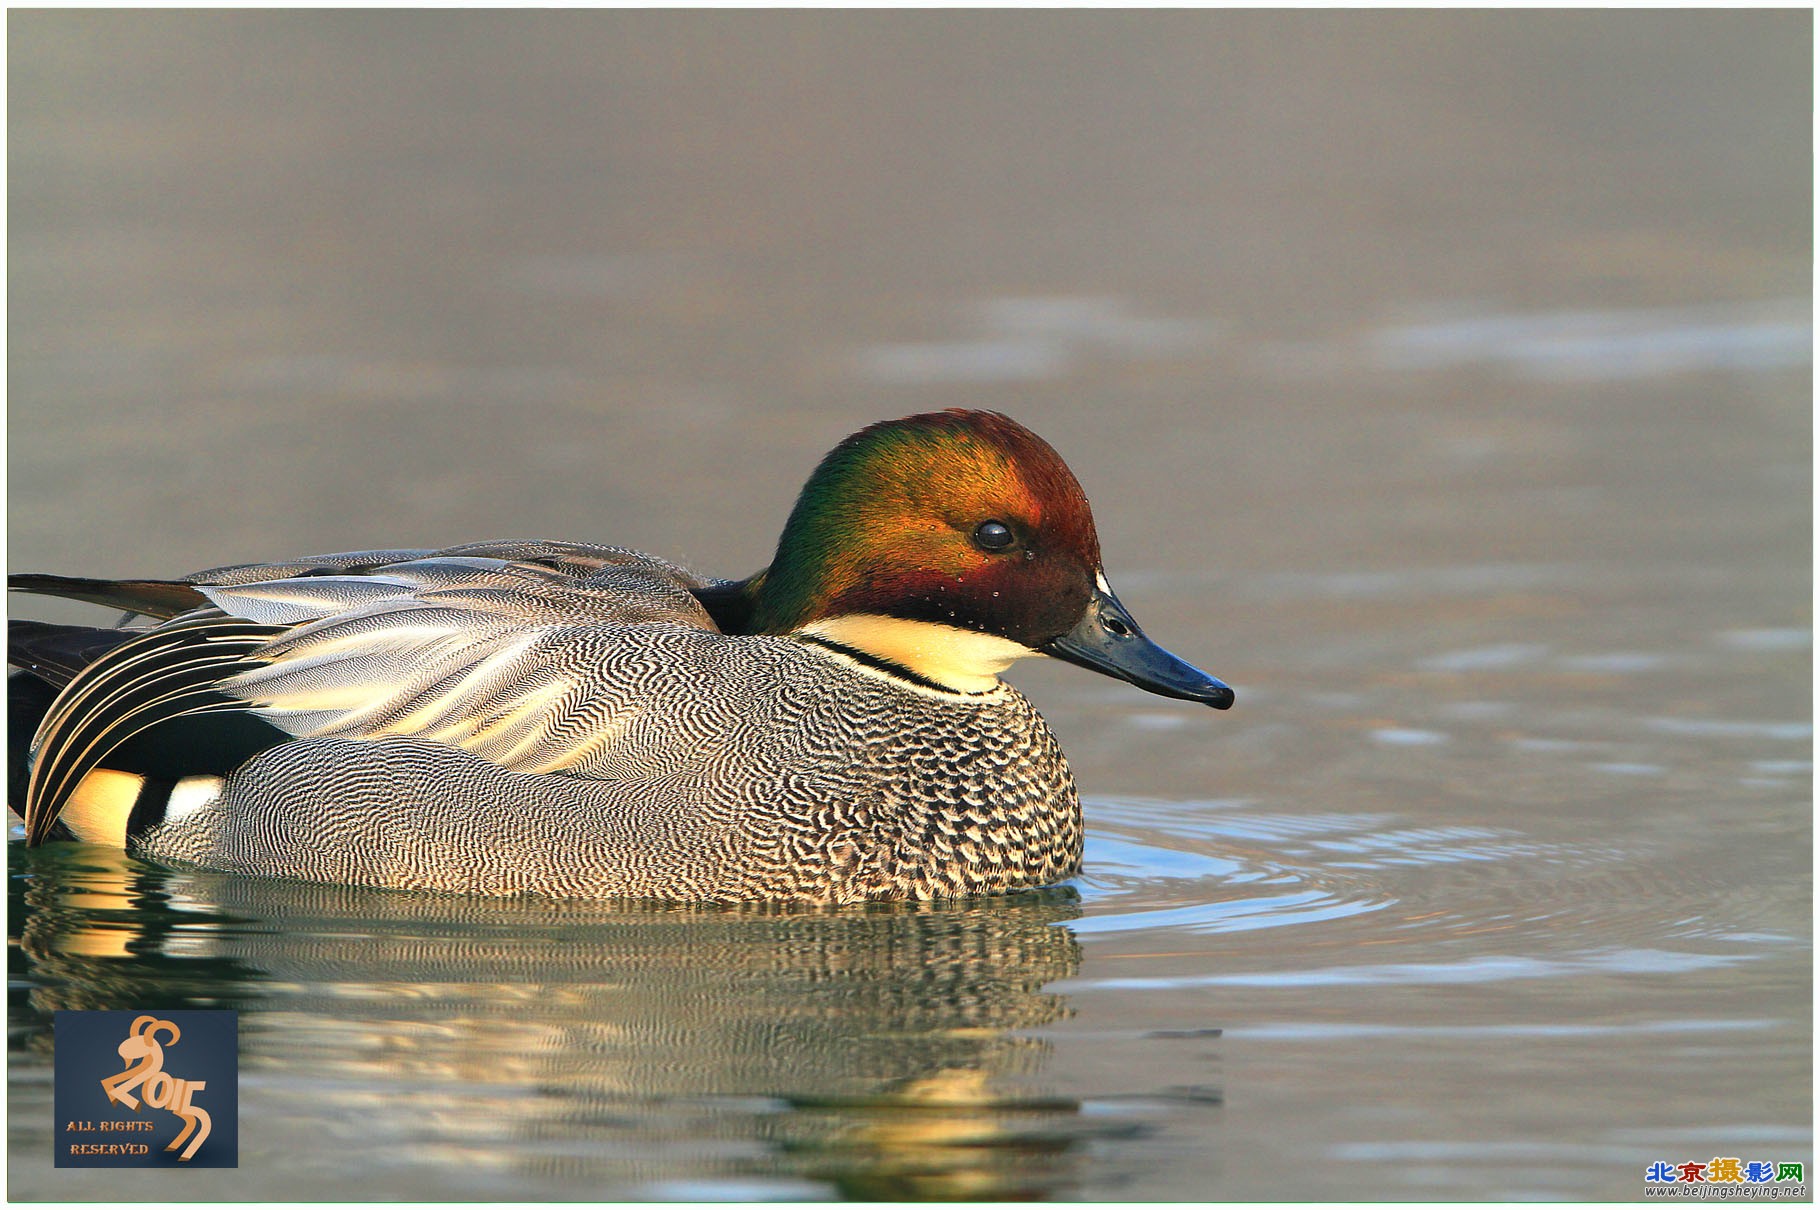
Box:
9 671 63 831
8 620 145 689
9 574 209 620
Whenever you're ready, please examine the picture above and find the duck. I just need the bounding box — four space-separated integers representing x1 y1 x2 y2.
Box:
9 410 1232 904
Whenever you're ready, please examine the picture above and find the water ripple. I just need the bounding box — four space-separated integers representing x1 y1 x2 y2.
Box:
1070 887 1384 937
1074 947 1760 991
1078 802 1398 938
1075 796 1802 987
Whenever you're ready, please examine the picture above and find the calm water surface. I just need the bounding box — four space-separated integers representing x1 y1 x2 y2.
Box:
8 12 1810 1201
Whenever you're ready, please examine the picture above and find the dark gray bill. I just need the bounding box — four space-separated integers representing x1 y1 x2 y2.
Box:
1041 577 1234 708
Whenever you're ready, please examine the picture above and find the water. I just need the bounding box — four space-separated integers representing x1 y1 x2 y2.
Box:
7 11 1810 1201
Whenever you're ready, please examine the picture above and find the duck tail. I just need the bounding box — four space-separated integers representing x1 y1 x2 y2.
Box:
8 573 210 621
53 770 232 850
10 619 145 689
14 615 286 847
9 670 61 828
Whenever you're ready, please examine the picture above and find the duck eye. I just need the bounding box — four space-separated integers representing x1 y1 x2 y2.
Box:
971 520 1016 552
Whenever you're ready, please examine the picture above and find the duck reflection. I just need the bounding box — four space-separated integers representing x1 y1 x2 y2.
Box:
11 842 1092 1199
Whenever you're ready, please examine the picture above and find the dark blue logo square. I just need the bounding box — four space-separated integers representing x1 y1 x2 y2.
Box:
53 1010 238 1168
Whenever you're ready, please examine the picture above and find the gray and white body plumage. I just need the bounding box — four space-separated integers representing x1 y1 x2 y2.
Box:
33 543 1084 903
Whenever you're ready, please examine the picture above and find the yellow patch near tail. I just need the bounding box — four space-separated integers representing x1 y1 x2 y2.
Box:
59 769 145 848
55 771 222 847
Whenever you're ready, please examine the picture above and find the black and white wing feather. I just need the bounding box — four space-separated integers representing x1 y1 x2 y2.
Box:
201 553 728 777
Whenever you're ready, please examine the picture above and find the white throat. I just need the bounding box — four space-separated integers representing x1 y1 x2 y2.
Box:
800 614 1035 694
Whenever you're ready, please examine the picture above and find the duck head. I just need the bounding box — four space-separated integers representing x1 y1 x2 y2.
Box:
741 410 1233 707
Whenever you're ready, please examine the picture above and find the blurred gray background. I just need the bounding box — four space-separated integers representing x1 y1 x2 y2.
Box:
10 11 1808 591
